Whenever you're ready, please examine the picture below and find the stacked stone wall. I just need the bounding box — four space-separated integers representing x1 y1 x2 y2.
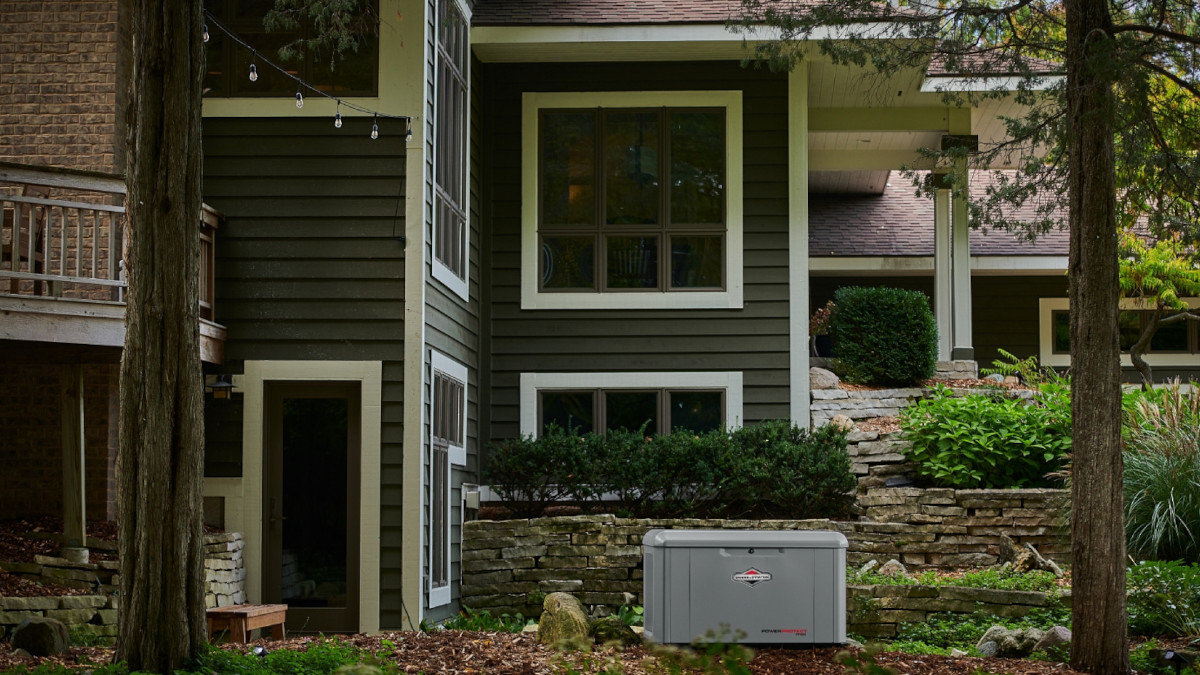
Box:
847 584 1061 638
461 494 1068 617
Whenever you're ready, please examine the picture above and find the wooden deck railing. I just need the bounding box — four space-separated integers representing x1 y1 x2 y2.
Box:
0 162 221 317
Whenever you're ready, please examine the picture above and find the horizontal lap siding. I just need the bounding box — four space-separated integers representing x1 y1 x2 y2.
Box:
485 62 791 442
201 117 407 627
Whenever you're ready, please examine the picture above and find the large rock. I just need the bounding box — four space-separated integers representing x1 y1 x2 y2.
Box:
1033 625 1071 658
877 559 908 577
536 592 589 647
976 625 1045 658
810 367 840 389
589 616 640 646
11 616 70 657
829 415 855 432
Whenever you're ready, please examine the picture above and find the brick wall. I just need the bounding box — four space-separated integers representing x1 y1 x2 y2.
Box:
0 0 125 173
0 364 120 521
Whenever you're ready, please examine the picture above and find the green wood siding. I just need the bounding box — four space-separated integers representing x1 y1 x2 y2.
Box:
201 116 407 627
482 62 791 442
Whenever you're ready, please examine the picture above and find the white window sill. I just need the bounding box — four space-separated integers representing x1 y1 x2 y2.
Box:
433 259 470 303
520 288 743 311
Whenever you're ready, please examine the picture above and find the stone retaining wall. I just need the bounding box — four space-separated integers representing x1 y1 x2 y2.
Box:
811 386 927 428
461 495 1068 617
848 584 1062 638
0 532 245 639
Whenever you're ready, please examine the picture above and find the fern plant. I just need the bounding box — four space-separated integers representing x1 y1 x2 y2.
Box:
981 349 1055 386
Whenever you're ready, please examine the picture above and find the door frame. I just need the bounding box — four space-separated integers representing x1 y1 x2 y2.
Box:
263 381 362 632
204 360 383 633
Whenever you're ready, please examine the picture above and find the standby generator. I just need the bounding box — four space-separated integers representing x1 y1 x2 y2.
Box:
642 529 848 645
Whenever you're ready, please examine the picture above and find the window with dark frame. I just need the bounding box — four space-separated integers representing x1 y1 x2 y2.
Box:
202 0 380 98
434 0 469 282
538 108 726 293
537 388 725 435
430 370 464 590
1051 308 1200 355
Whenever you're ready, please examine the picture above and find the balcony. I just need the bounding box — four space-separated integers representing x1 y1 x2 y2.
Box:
0 161 226 363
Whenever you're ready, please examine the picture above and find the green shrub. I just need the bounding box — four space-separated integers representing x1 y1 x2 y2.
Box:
896 607 1070 649
1127 560 1200 637
484 420 855 519
829 286 938 386
1124 385 1200 562
440 607 531 632
900 384 1071 488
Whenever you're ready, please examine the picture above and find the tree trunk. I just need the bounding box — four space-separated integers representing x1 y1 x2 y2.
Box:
1065 0 1128 672
116 0 207 671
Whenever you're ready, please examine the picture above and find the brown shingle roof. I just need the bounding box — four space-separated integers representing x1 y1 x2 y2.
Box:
809 171 1069 257
472 0 747 26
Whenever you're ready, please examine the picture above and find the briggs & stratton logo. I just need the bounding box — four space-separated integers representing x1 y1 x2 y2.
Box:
731 568 773 587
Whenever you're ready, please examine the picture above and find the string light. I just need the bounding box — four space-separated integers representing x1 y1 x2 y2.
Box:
204 11 413 138
202 24 210 43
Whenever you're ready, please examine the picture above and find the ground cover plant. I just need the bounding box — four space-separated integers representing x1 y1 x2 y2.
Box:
827 286 938 386
1127 560 1200 637
848 567 1062 593
485 420 856 519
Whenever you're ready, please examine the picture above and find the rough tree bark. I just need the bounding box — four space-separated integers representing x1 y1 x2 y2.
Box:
116 0 207 671
1065 0 1129 672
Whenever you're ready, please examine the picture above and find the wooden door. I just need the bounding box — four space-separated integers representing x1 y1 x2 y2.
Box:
263 382 361 633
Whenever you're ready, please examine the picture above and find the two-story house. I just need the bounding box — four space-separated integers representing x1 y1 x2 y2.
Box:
3 0 1197 636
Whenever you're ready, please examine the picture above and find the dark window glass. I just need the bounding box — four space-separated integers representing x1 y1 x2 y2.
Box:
541 112 596 227
670 235 723 288
1119 311 1141 352
541 236 595 289
541 391 594 434
1150 314 1190 352
605 111 659 226
669 111 724 224
669 391 722 433
606 236 659 289
605 391 658 434
1052 311 1070 353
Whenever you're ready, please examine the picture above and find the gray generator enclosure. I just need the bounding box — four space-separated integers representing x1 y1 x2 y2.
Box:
642 529 848 645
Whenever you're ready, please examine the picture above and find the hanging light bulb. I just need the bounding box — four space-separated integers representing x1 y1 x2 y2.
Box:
248 62 258 82
202 24 210 42
295 88 304 109
405 122 413 143
371 115 379 140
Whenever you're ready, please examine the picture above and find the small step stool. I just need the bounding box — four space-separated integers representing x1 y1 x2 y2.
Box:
207 604 288 643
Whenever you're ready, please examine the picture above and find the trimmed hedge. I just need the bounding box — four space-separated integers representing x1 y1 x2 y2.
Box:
483 420 857 519
830 286 938 386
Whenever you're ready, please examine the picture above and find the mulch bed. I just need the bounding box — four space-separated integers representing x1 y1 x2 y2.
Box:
0 518 119 564
0 569 91 597
0 631 1093 674
856 416 902 434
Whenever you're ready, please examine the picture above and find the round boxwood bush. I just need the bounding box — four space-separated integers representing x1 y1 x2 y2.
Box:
829 286 938 385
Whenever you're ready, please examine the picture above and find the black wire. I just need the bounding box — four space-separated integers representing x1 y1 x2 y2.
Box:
202 9 414 123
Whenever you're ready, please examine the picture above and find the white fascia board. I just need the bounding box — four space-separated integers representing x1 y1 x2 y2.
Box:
920 75 1064 93
809 255 1068 275
472 22 910 47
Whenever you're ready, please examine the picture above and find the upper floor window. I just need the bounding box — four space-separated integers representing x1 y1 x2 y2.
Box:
522 91 744 311
203 0 379 98
432 0 470 300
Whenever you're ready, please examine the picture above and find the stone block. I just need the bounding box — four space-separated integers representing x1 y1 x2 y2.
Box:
460 582 536 597
462 548 500 562
0 611 46 624
44 608 97 624
0 597 60 611
811 389 849 400
501 545 548 558
845 430 879 443
539 556 589 569
58 596 106 609
537 579 584 593
463 557 535 573
462 536 518 551
461 570 514 585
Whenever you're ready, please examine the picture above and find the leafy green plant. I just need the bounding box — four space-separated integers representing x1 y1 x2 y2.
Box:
900 385 1071 488
981 349 1055 386
896 607 1071 649
851 567 1059 592
647 627 755 675
1127 560 1200 637
615 604 644 627
828 286 938 386
439 607 532 632
1124 385 1200 561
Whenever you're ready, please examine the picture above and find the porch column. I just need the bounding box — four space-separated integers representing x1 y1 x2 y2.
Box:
950 155 974 360
788 63 810 426
60 363 87 556
933 186 953 360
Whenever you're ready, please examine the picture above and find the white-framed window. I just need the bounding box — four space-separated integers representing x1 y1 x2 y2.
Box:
432 0 471 301
428 351 468 608
519 371 743 437
521 91 744 310
1038 297 1200 368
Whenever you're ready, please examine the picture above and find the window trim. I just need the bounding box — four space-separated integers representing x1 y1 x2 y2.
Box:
519 371 743 437
431 0 472 302
1038 297 1200 367
428 350 468 609
521 90 744 310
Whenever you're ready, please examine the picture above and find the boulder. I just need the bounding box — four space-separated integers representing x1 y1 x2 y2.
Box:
949 648 968 658
589 616 640 646
1000 535 1064 577
829 415 855 432
857 559 880 576
1033 625 1071 658
810 367 840 390
537 592 590 647
976 625 1045 658
984 373 1006 383
1004 375 1021 386
10 617 69 657
877 559 908 577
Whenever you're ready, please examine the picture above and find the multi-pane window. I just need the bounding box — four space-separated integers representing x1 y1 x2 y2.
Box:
1051 309 1199 354
538 108 726 293
430 354 466 603
202 0 379 98
434 0 469 288
538 388 724 435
